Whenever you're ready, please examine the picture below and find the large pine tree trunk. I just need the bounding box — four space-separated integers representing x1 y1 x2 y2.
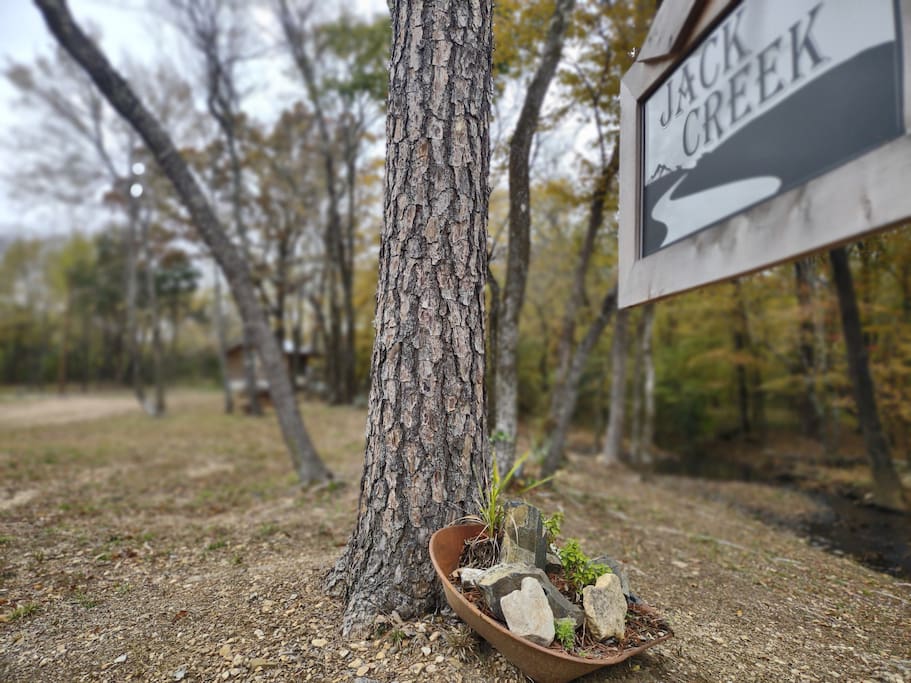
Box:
493 0 575 473
36 0 331 484
600 306 629 465
829 246 907 512
325 0 493 635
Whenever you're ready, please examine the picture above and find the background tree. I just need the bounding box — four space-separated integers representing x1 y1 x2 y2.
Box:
34 0 332 485
491 0 575 473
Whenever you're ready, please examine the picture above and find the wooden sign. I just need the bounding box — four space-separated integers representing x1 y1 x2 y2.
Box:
618 0 911 308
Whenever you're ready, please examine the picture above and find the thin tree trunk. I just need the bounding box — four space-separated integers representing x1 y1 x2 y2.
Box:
35 0 332 484
486 266 500 427
547 148 618 450
212 263 234 414
141 213 165 416
494 0 575 474
829 246 907 512
57 286 71 395
125 190 146 407
629 311 645 461
325 0 492 634
278 0 355 404
640 303 656 464
794 259 823 439
600 306 629 465
543 283 618 477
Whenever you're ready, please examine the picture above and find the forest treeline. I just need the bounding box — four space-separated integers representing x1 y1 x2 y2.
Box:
2 0 909 501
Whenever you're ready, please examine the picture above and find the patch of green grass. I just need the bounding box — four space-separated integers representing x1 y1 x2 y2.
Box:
388 628 407 646
9 602 39 620
73 591 100 609
0 535 12 545
258 522 280 538
206 539 228 551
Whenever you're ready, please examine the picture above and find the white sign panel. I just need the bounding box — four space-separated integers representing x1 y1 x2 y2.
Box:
641 0 903 256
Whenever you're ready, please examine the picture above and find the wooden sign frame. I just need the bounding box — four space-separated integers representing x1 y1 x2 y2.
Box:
618 0 911 308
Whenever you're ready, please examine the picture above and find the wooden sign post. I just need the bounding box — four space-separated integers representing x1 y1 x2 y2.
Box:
618 0 911 307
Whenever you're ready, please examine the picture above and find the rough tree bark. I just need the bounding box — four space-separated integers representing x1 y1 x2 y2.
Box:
600 306 629 465
35 0 332 484
325 0 493 634
493 0 575 473
542 282 618 477
829 246 908 512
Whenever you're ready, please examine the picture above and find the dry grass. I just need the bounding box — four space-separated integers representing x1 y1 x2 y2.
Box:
0 391 909 682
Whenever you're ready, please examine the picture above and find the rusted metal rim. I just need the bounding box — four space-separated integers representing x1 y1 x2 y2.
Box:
430 523 674 683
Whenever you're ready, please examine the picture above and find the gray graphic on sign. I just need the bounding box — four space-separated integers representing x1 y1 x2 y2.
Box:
641 0 903 257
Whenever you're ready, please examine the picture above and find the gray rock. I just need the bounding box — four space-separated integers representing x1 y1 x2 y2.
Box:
582 572 627 641
500 577 555 647
478 563 583 627
593 554 631 598
456 567 485 588
498 501 547 569
545 550 562 573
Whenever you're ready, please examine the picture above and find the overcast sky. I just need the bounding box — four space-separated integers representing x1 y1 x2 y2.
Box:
0 0 388 241
0 1 590 247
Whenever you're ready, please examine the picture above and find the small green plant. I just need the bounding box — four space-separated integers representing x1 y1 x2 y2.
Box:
258 522 280 538
554 617 576 651
543 511 563 544
473 439 553 538
73 590 99 609
558 538 610 595
206 539 227 551
9 602 39 621
388 628 407 646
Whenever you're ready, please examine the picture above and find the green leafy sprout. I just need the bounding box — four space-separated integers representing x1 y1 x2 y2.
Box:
557 538 610 596
554 617 576 651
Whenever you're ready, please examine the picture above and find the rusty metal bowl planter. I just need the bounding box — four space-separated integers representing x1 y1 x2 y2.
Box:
429 523 674 683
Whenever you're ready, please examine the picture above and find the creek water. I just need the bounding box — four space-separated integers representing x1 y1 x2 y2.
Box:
653 452 911 580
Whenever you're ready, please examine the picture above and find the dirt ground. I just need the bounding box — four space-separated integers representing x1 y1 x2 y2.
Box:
0 391 909 682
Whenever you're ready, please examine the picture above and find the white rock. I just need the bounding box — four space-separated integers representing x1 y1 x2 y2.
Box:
500 577 555 647
457 567 485 588
582 572 627 641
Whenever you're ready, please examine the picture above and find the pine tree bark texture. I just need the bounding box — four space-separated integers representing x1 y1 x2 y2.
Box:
493 0 575 473
325 0 492 634
829 247 908 512
34 0 332 484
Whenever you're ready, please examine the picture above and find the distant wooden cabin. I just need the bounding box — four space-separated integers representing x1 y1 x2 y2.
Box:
225 340 317 400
